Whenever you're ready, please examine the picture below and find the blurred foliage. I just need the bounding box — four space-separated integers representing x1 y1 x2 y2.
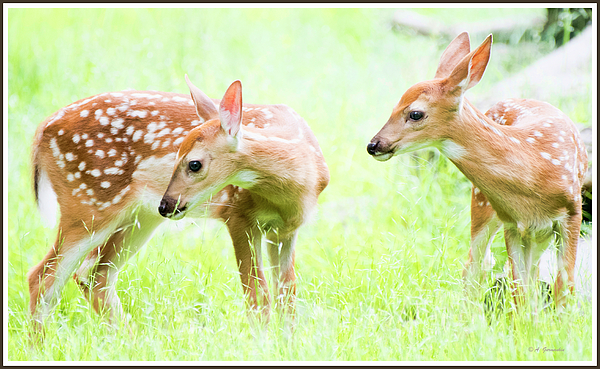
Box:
541 8 593 47
490 8 592 48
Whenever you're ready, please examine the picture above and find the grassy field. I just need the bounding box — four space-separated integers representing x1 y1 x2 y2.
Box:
6 7 594 362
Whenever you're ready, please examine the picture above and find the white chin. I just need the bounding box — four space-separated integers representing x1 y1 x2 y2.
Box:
372 152 394 161
169 210 187 221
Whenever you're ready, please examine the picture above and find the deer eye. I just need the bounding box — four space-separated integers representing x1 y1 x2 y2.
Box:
188 160 202 172
409 111 425 121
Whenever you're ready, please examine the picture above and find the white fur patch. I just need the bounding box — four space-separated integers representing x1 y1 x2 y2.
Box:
439 140 467 160
230 170 260 188
36 169 59 228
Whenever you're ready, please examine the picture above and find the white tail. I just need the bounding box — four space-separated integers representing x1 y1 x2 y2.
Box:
28 76 329 333
367 32 588 310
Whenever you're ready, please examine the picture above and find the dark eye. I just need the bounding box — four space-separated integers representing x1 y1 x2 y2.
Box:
409 111 424 121
188 160 202 172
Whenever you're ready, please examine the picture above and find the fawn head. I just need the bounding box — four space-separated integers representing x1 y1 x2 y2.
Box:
367 33 492 160
159 77 246 219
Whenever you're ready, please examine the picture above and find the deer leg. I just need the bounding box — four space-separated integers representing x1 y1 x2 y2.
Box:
27 219 116 335
554 213 580 308
73 211 163 328
226 215 271 322
266 230 297 316
464 188 501 299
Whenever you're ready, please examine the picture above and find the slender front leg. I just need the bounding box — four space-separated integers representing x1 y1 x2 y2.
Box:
554 213 581 307
464 187 501 299
27 219 114 336
226 215 271 321
504 223 548 311
267 231 297 316
74 212 163 330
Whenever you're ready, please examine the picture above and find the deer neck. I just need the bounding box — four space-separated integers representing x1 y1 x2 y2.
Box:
232 132 308 215
436 99 537 219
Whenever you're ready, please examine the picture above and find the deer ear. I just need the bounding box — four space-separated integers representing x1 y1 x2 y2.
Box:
186 74 219 122
434 32 471 79
446 34 492 92
219 80 243 138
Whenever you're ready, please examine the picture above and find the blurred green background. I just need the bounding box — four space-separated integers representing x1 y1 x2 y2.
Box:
6 7 593 361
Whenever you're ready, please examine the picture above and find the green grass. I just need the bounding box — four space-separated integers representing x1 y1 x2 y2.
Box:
6 7 593 362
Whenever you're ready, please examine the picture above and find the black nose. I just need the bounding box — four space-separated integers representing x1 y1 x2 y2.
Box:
158 198 170 217
367 141 379 155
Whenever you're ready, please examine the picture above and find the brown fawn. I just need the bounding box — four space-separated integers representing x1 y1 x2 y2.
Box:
28 76 329 332
367 33 588 311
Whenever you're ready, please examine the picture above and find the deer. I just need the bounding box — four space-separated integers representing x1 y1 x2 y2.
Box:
367 32 588 314
27 76 330 335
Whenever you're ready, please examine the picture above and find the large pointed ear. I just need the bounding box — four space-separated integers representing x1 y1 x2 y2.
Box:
434 32 471 79
446 34 492 92
219 80 243 138
185 74 219 122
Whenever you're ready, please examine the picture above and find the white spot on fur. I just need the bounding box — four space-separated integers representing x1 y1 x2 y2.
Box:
132 130 143 142
173 137 184 146
65 152 76 162
80 110 89 117
551 159 561 165
85 140 94 147
100 181 111 188
552 143 560 148
172 96 191 103
108 149 117 157
111 118 125 129
104 167 124 175
90 169 101 177
509 137 520 144
261 108 274 120
157 128 171 137
533 131 543 137
73 134 81 144
144 132 157 144
129 110 147 118
78 161 86 171
58 129 64 136
540 152 552 160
